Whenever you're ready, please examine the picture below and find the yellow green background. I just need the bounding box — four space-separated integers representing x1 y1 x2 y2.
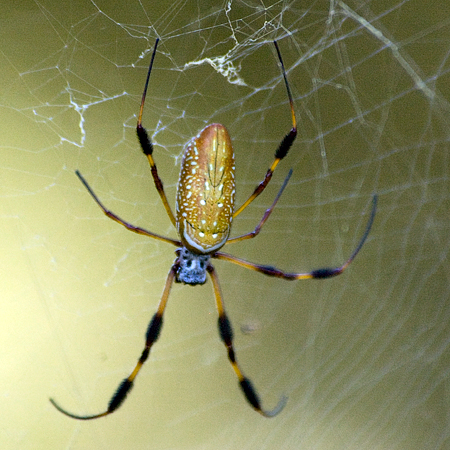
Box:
0 1 449 449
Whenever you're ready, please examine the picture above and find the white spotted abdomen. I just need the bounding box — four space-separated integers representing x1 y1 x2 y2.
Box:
175 124 235 254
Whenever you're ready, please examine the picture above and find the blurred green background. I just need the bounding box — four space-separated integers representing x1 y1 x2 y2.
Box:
0 1 449 449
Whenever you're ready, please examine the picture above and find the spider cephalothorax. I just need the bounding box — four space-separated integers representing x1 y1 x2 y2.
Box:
175 247 210 285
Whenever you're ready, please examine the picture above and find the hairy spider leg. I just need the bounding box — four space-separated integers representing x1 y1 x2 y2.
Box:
136 38 177 228
50 264 178 420
215 195 377 280
75 170 180 246
233 41 297 219
207 264 287 417
227 169 293 244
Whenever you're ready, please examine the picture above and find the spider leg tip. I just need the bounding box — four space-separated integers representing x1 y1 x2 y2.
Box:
261 394 288 418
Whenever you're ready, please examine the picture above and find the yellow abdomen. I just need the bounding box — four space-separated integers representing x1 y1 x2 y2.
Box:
176 124 236 254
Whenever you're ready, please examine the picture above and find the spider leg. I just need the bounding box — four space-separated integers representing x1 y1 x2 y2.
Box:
75 170 180 246
233 41 297 219
217 195 377 280
207 264 287 417
136 38 177 228
227 169 292 244
50 264 177 420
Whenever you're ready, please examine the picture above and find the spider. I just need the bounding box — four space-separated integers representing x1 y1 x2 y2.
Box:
50 39 377 420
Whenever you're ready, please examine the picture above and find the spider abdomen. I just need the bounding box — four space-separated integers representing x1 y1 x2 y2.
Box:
176 124 236 254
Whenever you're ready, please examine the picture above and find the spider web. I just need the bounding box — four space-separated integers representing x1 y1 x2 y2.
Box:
1 0 449 449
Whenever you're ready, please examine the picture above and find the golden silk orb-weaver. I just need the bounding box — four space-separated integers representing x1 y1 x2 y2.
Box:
50 39 377 420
